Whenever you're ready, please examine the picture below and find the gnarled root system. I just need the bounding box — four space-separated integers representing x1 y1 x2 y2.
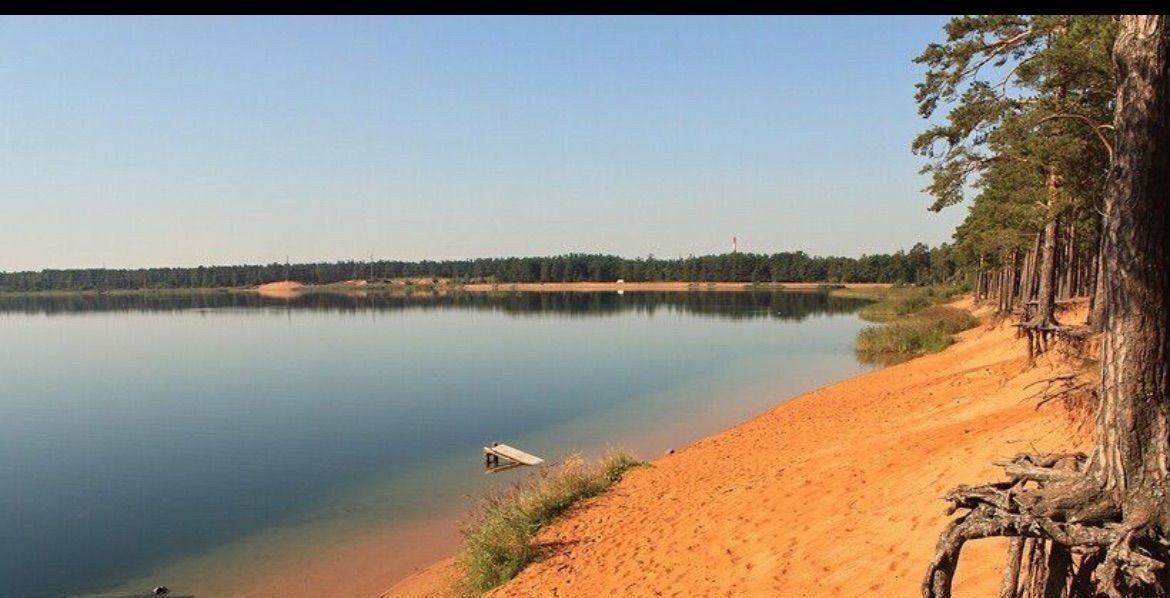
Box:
923 453 1167 598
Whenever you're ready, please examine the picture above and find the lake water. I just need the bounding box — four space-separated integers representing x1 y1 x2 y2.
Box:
0 291 871 598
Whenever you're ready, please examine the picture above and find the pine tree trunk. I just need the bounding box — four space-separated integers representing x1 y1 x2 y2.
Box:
1032 211 1060 326
978 255 987 301
1061 219 1075 300
1006 250 1019 309
1090 234 1108 332
1070 229 1077 299
1091 13 1170 535
1000 266 1012 314
1034 58 1068 324
1021 233 1041 317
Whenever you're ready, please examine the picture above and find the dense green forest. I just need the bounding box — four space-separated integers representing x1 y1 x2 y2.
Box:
0 244 957 292
914 15 1116 331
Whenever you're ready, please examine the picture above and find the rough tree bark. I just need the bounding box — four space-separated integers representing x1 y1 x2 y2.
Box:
1092 9 1170 552
924 15 1169 598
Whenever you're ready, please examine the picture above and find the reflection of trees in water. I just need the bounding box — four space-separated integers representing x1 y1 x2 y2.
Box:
0 291 867 322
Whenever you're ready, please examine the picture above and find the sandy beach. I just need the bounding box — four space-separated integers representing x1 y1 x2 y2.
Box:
387 299 1092 597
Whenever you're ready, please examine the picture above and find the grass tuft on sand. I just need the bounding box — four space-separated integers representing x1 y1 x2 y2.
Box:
835 285 963 322
455 451 645 596
834 285 976 363
855 305 978 361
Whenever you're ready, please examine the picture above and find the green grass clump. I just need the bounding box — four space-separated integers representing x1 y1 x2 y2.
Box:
894 294 931 316
840 285 961 322
456 451 645 595
855 305 978 362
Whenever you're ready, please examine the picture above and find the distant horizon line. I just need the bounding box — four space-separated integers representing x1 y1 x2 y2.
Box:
3 243 947 274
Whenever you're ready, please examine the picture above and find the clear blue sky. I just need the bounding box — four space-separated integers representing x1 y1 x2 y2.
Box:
0 16 964 271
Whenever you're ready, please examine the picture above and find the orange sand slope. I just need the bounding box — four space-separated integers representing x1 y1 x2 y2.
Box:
389 302 1091 597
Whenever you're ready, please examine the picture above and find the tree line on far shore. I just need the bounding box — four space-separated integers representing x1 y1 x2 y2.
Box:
0 244 958 292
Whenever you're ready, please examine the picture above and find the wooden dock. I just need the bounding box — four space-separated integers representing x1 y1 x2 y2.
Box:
484 443 544 468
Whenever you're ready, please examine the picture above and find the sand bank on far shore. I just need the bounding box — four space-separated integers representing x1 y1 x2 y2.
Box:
256 280 305 298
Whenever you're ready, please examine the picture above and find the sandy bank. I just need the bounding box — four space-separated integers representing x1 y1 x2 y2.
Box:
256 280 304 298
459 282 893 293
388 300 1092 597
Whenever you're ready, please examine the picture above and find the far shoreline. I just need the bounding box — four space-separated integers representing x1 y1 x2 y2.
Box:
0 281 894 297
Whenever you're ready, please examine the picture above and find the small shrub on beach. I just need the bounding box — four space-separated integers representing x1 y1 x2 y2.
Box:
850 285 962 322
456 451 644 595
894 294 931 316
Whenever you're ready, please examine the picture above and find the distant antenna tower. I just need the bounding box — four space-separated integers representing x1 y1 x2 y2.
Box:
285 254 290 281
732 236 737 253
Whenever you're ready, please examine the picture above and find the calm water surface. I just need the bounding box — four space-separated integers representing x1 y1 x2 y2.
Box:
0 291 871 597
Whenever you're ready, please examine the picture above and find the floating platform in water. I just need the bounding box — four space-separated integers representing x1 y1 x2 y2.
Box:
484 442 544 470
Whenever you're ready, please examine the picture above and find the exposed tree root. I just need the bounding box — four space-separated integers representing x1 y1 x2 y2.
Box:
1023 374 1095 416
1020 322 1061 361
923 453 1167 598
1015 321 1095 362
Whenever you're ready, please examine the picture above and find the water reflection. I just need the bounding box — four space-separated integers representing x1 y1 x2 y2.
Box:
0 290 868 321
0 290 869 597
